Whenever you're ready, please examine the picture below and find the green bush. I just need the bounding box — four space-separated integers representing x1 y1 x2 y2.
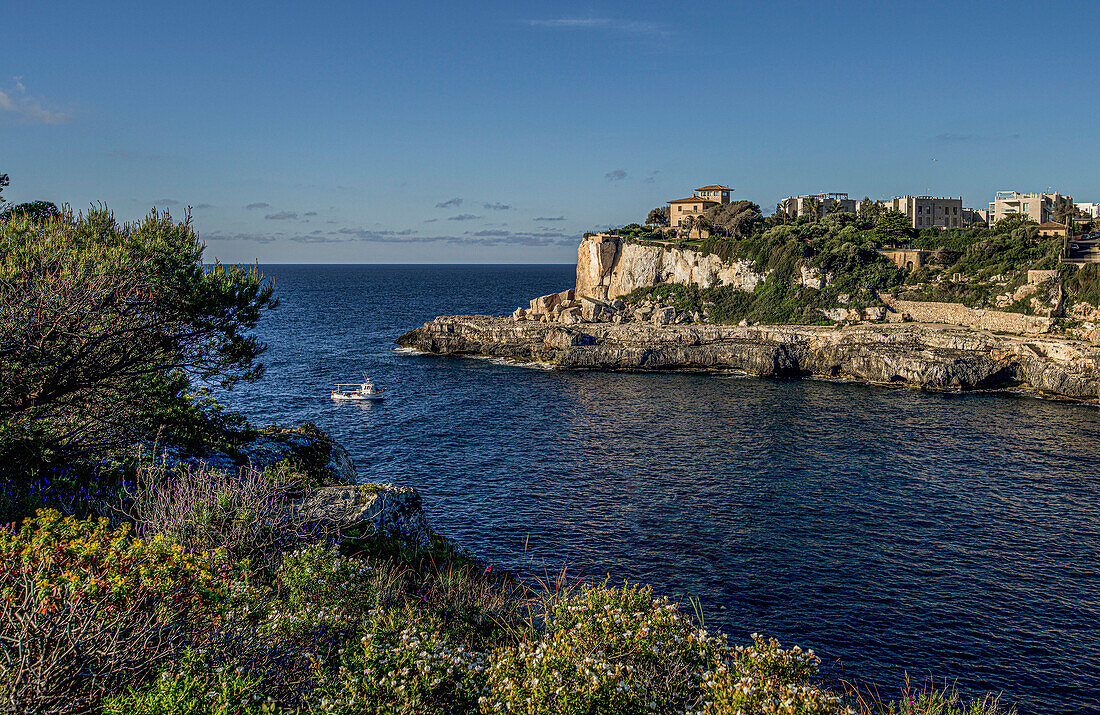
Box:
102 650 266 715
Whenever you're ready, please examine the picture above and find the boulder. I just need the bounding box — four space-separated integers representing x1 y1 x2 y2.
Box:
863 307 886 321
529 293 561 316
560 306 581 324
651 307 676 325
296 483 431 546
580 297 612 322
512 307 525 320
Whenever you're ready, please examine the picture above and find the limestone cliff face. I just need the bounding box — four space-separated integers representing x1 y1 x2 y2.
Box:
396 316 1100 401
575 234 765 301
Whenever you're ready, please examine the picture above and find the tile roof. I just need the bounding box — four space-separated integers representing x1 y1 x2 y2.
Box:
667 196 719 204
695 185 731 191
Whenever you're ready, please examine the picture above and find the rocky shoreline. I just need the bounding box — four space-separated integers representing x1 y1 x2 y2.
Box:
396 315 1100 401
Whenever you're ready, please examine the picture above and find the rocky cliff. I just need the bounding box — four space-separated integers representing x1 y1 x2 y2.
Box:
396 316 1100 401
575 233 764 301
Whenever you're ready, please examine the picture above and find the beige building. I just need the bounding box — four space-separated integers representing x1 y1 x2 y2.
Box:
964 208 990 226
1037 221 1069 237
667 184 732 228
881 195 964 229
988 191 1074 224
780 192 856 218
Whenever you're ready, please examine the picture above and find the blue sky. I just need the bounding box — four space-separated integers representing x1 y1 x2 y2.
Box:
3 1 1098 263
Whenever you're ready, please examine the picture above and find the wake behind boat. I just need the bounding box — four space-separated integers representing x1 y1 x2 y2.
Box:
331 377 385 401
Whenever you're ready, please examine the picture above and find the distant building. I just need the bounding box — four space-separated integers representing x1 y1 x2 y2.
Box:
963 208 989 226
779 192 856 218
667 184 733 228
988 191 1074 224
1076 202 1100 219
881 195 964 229
1037 221 1069 237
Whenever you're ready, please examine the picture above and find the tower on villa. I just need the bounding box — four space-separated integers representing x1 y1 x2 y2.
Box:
667 184 733 228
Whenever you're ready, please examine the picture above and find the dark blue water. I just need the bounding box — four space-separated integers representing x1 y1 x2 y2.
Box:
223 265 1100 714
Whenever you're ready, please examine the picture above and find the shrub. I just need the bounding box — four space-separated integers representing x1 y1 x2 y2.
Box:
321 626 485 714
0 510 246 714
123 462 327 571
101 649 266 715
700 634 843 714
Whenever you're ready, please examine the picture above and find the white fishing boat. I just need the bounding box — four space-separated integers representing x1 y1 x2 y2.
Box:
331 377 385 401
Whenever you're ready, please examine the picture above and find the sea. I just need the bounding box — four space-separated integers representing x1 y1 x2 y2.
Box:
220 264 1100 715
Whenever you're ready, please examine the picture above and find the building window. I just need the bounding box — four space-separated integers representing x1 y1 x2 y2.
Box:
953 207 958 214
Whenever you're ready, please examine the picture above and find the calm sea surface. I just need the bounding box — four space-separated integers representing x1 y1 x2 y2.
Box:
221 265 1100 714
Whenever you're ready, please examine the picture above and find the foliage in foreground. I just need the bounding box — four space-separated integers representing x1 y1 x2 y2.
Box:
0 511 248 714
0 205 276 491
0 502 1016 715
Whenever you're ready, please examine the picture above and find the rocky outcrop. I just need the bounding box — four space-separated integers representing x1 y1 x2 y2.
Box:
396 316 1100 401
296 483 432 546
144 425 357 484
575 234 765 302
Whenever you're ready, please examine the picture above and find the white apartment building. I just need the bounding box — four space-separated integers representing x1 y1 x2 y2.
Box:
1076 202 1100 219
988 191 1074 224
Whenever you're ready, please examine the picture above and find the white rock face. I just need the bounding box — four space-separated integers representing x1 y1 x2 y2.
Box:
798 265 828 290
575 234 764 301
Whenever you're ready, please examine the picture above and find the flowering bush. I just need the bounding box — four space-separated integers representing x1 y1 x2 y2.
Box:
279 544 379 611
480 584 730 714
0 510 246 714
319 625 485 714
699 634 846 714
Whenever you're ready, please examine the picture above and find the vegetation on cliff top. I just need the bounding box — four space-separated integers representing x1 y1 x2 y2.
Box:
613 208 1093 325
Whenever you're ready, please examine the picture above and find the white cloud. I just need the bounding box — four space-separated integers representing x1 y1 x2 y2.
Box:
526 18 663 36
0 79 70 125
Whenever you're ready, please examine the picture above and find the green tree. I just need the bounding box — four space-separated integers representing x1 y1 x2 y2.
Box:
645 206 669 226
701 200 763 239
801 197 821 221
858 197 883 222
1052 202 1078 224
872 210 913 245
0 206 277 468
0 200 60 223
993 214 1036 234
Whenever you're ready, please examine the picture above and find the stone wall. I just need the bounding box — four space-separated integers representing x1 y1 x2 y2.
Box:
575 233 765 301
881 296 1055 334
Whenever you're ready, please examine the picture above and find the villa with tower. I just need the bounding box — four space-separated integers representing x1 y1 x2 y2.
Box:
666 184 733 228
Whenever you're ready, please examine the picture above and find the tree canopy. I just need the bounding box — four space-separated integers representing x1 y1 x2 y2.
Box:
1 200 60 223
872 210 913 244
646 207 669 226
0 206 277 467
700 200 763 239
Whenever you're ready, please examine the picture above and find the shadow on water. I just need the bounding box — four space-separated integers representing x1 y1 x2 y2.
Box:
221 265 1100 715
